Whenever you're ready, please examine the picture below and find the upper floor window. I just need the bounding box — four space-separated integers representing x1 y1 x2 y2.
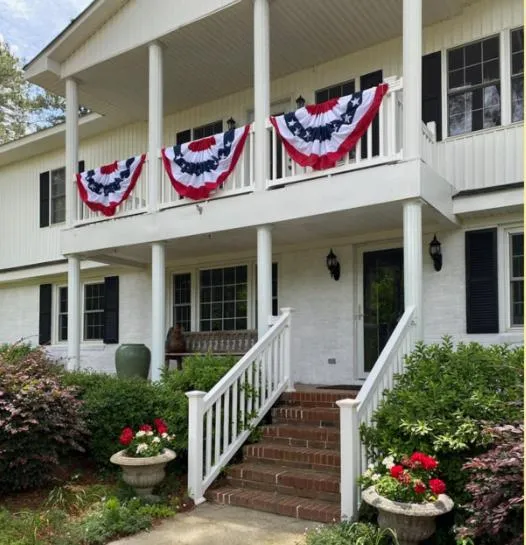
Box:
176 120 224 146
511 27 524 123
39 167 65 227
447 36 501 136
509 231 524 327
315 80 355 104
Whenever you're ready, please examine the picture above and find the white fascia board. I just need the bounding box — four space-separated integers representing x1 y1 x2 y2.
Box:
453 187 524 216
60 160 423 255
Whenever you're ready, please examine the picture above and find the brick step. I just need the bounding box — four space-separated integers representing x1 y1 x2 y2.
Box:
279 390 359 408
226 463 340 502
271 406 340 427
243 443 340 472
207 486 341 523
262 424 340 449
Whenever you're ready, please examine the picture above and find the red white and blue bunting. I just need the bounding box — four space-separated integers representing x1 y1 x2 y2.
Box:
161 125 250 200
76 154 146 217
269 83 388 171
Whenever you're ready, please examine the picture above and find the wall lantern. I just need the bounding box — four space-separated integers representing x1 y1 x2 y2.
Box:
429 234 442 271
326 249 341 281
295 95 306 109
227 117 236 131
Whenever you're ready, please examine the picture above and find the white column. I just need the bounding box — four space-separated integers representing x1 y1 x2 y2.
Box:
65 77 79 226
67 256 81 371
402 0 422 159
253 0 270 191
257 225 273 338
151 242 166 381
403 199 423 340
148 42 164 211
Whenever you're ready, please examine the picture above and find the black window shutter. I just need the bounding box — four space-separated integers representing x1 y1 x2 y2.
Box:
103 276 119 344
422 51 442 141
465 229 499 333
78 160 85 174
39 172 50 228
39 284 52 345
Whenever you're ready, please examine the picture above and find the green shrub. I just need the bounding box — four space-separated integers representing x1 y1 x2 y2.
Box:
0 341 34 363
305 521 398 545
360 339 523 543
0 348 88 493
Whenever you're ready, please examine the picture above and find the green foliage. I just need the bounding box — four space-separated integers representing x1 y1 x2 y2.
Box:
0 341 34 362
305 521 398 545
360 339 523 544
0 348 88 493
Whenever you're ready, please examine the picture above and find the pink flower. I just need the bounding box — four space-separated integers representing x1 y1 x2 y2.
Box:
139 424 152 432
410 452 438 471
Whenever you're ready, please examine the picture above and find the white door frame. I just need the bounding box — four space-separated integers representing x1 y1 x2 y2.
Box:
354 238 403 380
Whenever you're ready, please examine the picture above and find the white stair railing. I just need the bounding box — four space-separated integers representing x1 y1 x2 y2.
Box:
338 305 417 520
186 307 294 504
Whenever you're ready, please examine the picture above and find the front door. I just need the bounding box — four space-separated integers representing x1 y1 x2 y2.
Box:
360 248 404 375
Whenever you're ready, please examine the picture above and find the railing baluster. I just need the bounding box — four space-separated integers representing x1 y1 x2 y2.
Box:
367 125 373 159
205 409 212 475
271 127 277 181
260 351 266 407
379 101 385 157
214 399 221 465
223 386 230 452
231 380 238 441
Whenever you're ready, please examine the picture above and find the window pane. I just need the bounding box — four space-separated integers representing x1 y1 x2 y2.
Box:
84 283 104 340
448 68 465 90
315 80 355 104
483 84 501 128
512 77 524 122
173 273 191 331
511 281 524 326
58 287 68 342
512 28 524 54
511 234 524 277
512 52 524 76
51 168 65 197
315 89 329 104
194 120 223 140
465 65 482 86
51 196 66 224
448 47 464 71
482 37 499 61
483 59 499 82
448 92 471 135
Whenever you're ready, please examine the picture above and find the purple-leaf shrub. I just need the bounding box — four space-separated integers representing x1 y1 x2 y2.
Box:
0 347 88 492
456 424 523 545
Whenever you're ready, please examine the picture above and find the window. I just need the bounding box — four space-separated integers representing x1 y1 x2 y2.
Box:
272 263 278 316
173 273 192 332
447 36 501 136
58 287 68 341
511 27 524 122
509 232 524 327
315 80 355 104
193 120 223 140
199 266 248 331
84 283 105 340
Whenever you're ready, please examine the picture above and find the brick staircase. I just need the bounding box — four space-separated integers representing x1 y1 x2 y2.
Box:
207 388 359 522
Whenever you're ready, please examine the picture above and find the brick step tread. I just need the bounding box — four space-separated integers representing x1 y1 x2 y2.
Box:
271 406 340 427
208 486 341 523
279 390 358 407
262 424 340 449
243 442 340 471
227 463 340 495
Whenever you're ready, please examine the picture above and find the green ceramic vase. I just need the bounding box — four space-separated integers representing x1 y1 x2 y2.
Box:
115 344 151 379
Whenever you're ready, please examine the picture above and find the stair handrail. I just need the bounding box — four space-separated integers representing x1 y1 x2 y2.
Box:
187 307 294 504
338 305 417 520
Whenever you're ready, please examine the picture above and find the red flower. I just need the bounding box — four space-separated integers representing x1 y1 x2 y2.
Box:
154 418 168 435
414 481 427 494
410 452 438 471
429 478 446 495
139 424 152 432
390 465 404 479
399 471 412 485
119 427 134 446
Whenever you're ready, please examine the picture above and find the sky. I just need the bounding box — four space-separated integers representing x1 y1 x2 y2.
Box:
0 0 92 63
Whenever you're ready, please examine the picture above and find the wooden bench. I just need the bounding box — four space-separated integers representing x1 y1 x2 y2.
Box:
165 329 258 370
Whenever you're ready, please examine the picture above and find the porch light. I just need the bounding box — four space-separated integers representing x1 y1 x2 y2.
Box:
227 117 236 131
326 249 341 281
296 95 306 109
429 234 442 271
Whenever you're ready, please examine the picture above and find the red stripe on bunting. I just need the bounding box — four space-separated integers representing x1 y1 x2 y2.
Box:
270 83 388 171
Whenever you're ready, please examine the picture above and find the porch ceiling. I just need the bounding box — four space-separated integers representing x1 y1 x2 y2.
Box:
87 201 451 266
63 0 474 122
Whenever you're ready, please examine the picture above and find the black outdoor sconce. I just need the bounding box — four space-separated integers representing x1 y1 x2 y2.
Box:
227 117 236 131
429 234 442 271
296 95 306 108
326 249 341 281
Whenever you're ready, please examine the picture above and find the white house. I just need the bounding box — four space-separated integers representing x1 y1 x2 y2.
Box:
0 0 523 520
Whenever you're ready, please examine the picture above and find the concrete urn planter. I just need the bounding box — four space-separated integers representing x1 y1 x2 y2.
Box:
362 487 454 545
110 449 176 497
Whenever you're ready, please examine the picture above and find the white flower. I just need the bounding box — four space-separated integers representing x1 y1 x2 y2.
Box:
371 473 381 482
152 437 160 443
161 432 168 439
136 443 148 454
146 431 153 437
382 455 395 469
136 431 146 438
368 463 375 471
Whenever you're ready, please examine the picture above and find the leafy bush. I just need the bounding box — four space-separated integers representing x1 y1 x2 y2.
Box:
456 424 523 545
305 521 398 545
0 348 88 492
0 341 34 363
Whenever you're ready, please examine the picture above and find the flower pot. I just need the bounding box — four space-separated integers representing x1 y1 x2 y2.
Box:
362 487 454 545
115 343 151 379
110 448 176 496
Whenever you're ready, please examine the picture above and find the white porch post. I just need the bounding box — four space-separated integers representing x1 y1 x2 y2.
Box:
67 255 81 370
402 0 422 159
403 199 423 340
186 390 206 504
253 0 270 191
151 242 166 381
65 77 79 226
257 225 273 338
148 41 164 211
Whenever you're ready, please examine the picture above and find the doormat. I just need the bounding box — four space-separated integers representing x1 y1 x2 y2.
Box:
317 385 361 391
